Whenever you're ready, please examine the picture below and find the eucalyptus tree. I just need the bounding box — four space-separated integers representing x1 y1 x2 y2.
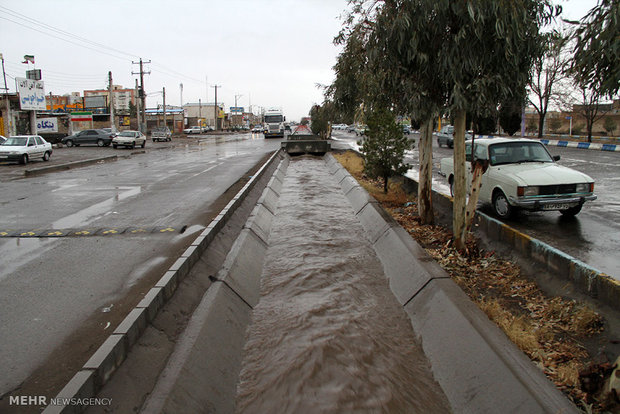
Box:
438 0 558 250
571 0 620 98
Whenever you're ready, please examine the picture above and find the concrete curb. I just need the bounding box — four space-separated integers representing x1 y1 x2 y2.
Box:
43 149 283 414
24 155 118 176
325 153 578 414
540 139 620 152
473 212 620 311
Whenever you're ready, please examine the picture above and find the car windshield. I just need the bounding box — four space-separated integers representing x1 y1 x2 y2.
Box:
264 115 283 123
118 131 135 137
489 142 554 166
2 137 28 146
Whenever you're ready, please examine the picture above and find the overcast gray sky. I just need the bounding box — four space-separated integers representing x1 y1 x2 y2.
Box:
0 0 599 122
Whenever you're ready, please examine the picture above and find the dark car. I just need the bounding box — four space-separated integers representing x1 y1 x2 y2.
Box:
61 129 114 147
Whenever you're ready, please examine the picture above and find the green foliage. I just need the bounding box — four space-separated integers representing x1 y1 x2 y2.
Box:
603 117 617 135
499 97 524 136
309 103 332 138
361 108 411 193
571 0 620 98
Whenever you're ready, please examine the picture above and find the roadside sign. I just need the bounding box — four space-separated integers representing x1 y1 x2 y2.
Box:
71 111 93 122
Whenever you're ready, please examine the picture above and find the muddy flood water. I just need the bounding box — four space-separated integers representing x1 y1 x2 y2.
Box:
235 157 451 413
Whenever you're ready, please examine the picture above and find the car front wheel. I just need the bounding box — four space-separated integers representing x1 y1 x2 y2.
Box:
97 139 105 147
492 190 514 219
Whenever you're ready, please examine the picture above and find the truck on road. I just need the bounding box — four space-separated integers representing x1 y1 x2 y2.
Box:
263 108 286 139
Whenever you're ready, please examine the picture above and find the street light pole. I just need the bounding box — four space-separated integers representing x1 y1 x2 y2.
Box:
211 85 221 130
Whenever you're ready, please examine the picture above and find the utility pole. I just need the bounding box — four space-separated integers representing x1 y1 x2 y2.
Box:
179 83 183 107
108 71 116 133
132 58 150 133
135 79 141 132
162 87 166 129
211 84 221 130
234 93 243 127
1 53 12 136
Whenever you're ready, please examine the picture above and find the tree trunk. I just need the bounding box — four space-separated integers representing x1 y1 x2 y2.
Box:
537 113 545 138
418 117 434 225
465 160 489 232
383 174 388 194
453 109 467 251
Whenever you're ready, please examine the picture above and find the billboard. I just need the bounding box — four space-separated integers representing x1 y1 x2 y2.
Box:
230 107 244 114
16 77 46 110
36 117 59 133
84 95 107 108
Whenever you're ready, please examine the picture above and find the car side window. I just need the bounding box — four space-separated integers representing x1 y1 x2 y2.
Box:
474 144 487 161
87 130 96 135
465 143 472 162
27 137 35 146
34 136 44 145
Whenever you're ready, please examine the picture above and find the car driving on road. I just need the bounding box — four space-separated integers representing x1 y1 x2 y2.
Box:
0 135 53 164
183 126 202 135
439 138 596 218
112 130 146 149
61 129 115 147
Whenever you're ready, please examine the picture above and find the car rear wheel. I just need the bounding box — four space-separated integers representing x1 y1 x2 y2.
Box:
20 154 28 165
65 140 74 147
97 139 104 147
492 190 514 219
560 204 582 217
42 151 50 161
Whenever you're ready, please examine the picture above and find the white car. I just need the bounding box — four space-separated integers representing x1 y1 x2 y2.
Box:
0 135 53 164
439 138 596 218
183 126 202 134
112 130 146 149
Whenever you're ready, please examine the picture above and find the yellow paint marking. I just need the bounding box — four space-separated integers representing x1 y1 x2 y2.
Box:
103 230 119 235
159 227 175 233
20 232 36 236
47 231 63 236
75 231 91 236
0 232 9 236
130 229 147 234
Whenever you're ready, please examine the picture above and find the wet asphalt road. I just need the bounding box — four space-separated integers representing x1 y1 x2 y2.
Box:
0 132 280 396
331 130 620 280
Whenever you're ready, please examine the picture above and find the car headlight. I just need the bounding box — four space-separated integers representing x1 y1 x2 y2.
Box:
576 183 593 193
518 186 539 197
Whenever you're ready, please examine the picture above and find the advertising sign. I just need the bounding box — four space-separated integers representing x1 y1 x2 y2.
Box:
36 117 58 133
83 95 107 109
230 107 244 114
16 77 46 110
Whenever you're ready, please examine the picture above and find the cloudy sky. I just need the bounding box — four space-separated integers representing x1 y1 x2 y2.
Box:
0 0 599 122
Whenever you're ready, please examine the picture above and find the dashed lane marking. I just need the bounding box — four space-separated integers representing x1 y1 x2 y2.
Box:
0 227 178 237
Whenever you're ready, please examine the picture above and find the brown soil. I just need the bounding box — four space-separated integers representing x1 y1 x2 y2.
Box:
334 150 619 413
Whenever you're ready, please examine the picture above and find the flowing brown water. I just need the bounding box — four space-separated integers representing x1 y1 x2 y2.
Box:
235 157 451 413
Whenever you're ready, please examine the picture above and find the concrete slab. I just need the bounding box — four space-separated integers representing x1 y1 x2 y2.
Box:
82 334 126 390
153 282 253 414
216 229 268 308
373 227 449 305
113 308 147 349
404 278 578 414
340 175 359 195
41 371 95 414
344 185 377 214
244 204 274 245
136 287 165 322
256 186 279 216
356 201 397 244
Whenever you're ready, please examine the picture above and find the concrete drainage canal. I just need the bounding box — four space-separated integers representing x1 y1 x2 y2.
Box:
48 150 578 414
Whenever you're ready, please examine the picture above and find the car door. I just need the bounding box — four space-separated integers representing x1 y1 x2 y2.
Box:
26 136 40 158
33 136 46 158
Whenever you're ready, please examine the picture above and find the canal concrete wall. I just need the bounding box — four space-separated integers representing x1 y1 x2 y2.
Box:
46 150 579 413
325 153 578 414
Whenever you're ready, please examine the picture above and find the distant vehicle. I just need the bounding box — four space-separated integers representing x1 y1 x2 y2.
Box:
0 135 53 164
439 138 596 218
62 129 114 147
112 130 146 149
436 125 473 148
346 125 356 133
152 126 172 142
402 125 412 134
252 126 263 133
184 126 202 134
263 108 286 138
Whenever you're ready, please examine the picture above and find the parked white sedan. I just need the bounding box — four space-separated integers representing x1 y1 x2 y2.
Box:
112 130 146 149
0 135 53 164
440 138 596 218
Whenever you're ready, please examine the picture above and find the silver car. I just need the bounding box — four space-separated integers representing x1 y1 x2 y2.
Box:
112 130 146 149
